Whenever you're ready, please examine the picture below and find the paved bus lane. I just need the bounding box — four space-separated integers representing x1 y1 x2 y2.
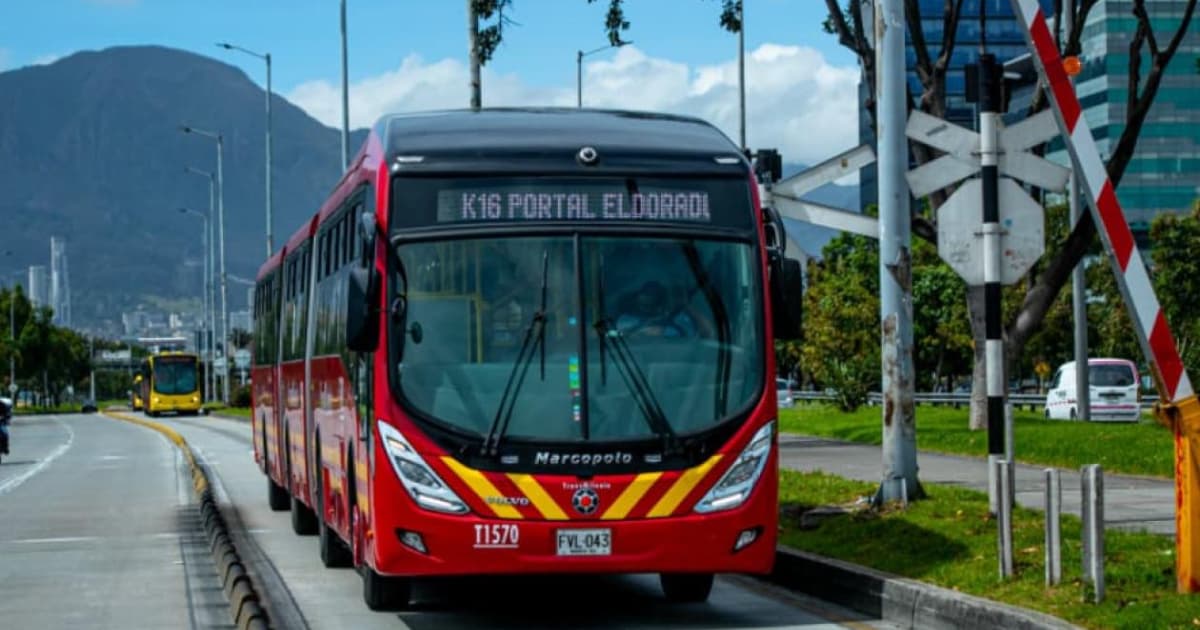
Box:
0 413 231 629
164 412 891 630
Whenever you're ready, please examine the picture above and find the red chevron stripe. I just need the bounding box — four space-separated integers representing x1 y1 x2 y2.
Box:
1151 313 1186 401
1096 182 1134 270
1027 10 1081 131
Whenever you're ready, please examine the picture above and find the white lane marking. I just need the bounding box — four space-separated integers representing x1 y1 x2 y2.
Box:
99 455 128 461
5 536 99 545
0 417 75 496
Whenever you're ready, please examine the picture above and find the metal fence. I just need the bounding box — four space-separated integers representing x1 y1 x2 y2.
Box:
792 390 1160 412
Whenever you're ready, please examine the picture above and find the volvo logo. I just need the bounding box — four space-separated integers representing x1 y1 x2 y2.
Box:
576 146 600 166
572 487 600 515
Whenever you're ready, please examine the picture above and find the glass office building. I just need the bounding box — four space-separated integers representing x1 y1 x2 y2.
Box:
858 1 1199 236
1062 0 1200 233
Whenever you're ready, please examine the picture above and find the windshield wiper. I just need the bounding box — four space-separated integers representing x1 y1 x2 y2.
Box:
482 251 549 457
681 241 732 418
592 255 679 453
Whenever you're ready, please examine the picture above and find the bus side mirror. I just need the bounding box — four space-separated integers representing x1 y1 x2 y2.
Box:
347 266 379 352
770 256 803 340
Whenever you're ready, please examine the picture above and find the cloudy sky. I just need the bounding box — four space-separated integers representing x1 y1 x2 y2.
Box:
1 0 864 165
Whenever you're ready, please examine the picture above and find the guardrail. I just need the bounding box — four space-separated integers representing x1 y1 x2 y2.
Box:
792 390 1160 412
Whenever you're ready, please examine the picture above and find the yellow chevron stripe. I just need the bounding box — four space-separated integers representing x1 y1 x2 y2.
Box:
647 455 723 518
601 472 663 520
507 474 569 520
441 457 523 519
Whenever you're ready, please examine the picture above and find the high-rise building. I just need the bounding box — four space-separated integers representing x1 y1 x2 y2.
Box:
26 265 49 308
858 1 1053 207
49 236 71 327
1060 0 1200 234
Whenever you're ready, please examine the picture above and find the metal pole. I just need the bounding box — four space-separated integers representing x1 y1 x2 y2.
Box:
88 336 95 403
979 53 1007 515
1044 468 1062 585
1081 464 1106 602
468 0 481 109
9 288 15 391
873 0 921 504
216 136 229 405
737 0 746 151
576 50 583 108
340 0 350 170
997 459 1013 578
207 179 216 404
265 53 274 257
1062 3 1088 423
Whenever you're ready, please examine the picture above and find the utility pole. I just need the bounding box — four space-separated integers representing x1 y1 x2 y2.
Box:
737 0 746 151
873 0 922 504
340 0 350 170
88 336 95 402
1065 5 1089 422
468 0 481 109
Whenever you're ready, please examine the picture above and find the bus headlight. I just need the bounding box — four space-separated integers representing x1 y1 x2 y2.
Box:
694 420 774 513
377 420 469 515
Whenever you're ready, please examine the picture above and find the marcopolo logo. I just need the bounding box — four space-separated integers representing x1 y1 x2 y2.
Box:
533 451 633 466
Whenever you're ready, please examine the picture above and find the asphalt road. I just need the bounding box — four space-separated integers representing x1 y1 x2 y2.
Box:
0 413 232 629
152 412 891 630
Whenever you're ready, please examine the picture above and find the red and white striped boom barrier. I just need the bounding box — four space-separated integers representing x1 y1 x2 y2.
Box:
1010 0 1200 593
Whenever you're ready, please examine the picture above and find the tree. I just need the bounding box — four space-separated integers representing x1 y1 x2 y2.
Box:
468 0 515 107
826 0 1198 429
588 0 742 45
800 232 880 410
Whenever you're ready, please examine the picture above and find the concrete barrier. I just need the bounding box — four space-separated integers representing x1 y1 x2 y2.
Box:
768 547 1081 630
103 411 271 630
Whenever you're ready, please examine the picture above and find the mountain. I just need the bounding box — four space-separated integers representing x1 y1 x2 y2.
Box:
0 45 367 333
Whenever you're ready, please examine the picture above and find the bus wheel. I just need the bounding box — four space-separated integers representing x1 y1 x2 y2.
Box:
268 477 289 512
318 480 352 568
290 495 317 536
660 573 714 603
362 565 411 611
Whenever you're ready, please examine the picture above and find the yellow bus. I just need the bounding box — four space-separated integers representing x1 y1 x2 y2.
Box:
140 352 202 416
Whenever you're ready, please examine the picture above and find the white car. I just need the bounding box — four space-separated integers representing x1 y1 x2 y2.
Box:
777 378 795 409
1044 358 1140 422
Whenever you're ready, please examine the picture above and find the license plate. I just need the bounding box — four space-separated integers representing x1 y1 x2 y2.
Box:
556 528 612 556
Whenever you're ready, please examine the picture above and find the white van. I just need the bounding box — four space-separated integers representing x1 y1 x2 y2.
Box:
1043 358 1140 422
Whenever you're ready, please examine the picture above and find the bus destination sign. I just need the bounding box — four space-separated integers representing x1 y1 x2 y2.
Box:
438 188 712 224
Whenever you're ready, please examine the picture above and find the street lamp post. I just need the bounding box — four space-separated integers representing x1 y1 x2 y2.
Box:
3 255 16 394
180 125 229 405
186 167 217 404
340 0 350 169
576 41 630 108
179 207 211 403
217 42 273 257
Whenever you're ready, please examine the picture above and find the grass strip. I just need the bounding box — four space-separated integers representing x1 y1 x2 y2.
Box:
779 404 1175 478
203 404 250 418
779 469 1195 630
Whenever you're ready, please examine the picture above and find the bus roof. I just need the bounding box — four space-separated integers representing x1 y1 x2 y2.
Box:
376 108 747 171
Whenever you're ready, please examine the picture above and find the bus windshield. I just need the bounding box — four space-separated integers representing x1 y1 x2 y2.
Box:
393 235 764 443
153 356 198 395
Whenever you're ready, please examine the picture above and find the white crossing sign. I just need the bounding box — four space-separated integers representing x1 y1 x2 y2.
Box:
937 178 1044 285
905 110 1070 198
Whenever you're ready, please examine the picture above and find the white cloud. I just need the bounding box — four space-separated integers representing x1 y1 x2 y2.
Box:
287 44 861 166
0 48 10 71
31 53 61 66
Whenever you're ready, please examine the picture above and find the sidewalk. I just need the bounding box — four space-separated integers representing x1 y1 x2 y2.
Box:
778 433 1176 536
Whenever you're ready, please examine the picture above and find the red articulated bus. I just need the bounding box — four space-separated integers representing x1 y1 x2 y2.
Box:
251 108 804 610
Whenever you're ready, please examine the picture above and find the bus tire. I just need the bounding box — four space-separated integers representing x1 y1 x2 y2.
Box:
268 477 289 512
660 573 714 603
362 566 410 611
291 495 317 536
317 464 352 568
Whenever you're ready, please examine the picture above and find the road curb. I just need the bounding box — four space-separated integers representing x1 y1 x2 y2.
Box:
768 547 1081 630
103 411 272 630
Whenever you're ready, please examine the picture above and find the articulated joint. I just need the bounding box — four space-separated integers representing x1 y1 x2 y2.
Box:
1156 394 1200 439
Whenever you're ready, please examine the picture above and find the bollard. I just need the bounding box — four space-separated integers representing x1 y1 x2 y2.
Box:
1081 464 1105 602
995 458 1013 579
1044 468 1061 586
